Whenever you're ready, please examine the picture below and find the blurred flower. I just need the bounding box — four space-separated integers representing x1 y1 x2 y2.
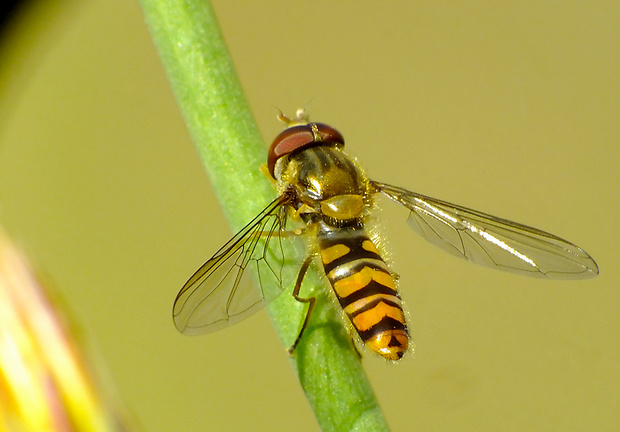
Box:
0 228 125 431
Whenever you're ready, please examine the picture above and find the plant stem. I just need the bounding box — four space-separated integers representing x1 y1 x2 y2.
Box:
139 1 391 430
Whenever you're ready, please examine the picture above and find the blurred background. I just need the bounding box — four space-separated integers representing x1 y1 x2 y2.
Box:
0 1 618 431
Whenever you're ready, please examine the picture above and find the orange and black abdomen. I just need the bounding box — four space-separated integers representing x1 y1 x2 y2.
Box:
317 224 409 360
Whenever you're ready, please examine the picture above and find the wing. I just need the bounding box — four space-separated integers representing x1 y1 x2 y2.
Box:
372 181 599 279
173 194 295 335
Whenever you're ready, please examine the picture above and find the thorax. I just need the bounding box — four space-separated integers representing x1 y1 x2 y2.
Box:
275 146 373 225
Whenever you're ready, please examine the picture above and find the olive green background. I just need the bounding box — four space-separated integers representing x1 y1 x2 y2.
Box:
0 1 618 431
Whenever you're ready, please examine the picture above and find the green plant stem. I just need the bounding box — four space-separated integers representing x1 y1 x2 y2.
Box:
139 1 390 430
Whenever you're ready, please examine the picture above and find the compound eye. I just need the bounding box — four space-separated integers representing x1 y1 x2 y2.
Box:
267 125 314 177
267 123 345 177
313 123 345 147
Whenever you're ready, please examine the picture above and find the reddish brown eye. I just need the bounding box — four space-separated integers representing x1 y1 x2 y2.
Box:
267 123 345 177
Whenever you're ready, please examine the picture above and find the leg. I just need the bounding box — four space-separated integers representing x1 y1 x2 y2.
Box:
287 255 316 355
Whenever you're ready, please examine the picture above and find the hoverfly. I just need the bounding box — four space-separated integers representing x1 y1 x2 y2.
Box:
173 110 598 360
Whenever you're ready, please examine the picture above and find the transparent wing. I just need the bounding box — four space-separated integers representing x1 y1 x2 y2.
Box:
173 194 295 335
372 181 599 279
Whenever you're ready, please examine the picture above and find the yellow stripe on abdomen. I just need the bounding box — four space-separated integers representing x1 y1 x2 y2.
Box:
351 300 405 332
332 266 395 298
320 243 351 265
317 223 409 360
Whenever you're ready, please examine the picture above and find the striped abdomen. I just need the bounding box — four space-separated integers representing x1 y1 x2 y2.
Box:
318 224 409 360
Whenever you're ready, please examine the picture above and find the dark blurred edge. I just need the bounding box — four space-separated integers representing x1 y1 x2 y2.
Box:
0 0 35 39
